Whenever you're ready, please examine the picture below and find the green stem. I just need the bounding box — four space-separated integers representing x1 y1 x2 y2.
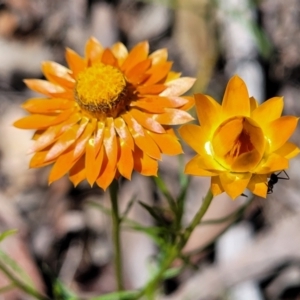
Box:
109 180 124 291
0 261 49 300
135 188 214 299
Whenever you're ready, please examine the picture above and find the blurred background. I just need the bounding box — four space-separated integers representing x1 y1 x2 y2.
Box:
0 0 300 299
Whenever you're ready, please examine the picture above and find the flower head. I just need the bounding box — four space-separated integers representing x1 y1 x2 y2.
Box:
14 37 195 189
179 75 299 199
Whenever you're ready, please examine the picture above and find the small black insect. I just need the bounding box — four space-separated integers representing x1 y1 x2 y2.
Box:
267 170 289 194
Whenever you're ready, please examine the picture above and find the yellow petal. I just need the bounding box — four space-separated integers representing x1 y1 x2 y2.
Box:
247 174 268 198
219 172 252 200
274 142 300 159
222 75 250 118
254 153 289 174
179 124 210 156
251 97 283 126
211 176 224 196
194 94 222 130
264 116 298 153
185 155 219 176
249 96 258 112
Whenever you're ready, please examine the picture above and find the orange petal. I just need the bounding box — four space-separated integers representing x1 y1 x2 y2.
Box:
24 79 65 97
185 155 219 176
86 141 104 186
121 41 149 72
14 111 68 129
114 117 134 150
42 61 75 89
132 96 187 113
219 172 252 200
133 146 158 176
160 77 196 97
101 48 118 67
22 98 74 114
154 108 194 125
144 62 173 85
129 109 165 133
179 96 195 111
65 47 85 78
148 131 182 155
194 94 222 129
264 116 298 153
222 75 250 118
149 48 168 65
30 148 54 168
45 124 80 161
85 37 104 65
111 42 128 66
126 59 152 84
247 174 268 198
29 126 61 153
73 121 96 160
69 155 86 186
94 121 105 155
96 151 117 190
48 149 81 184
136 84 166 95
103 118 118 168
117 139 134 180
122 113 161 160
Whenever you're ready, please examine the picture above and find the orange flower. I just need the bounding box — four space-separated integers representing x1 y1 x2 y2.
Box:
14 38 195 189
179 75 299 199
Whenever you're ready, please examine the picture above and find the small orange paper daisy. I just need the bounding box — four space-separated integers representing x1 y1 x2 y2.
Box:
179 75 300 199
14 38 195 189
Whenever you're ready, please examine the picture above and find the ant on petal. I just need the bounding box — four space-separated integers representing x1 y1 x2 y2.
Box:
267 170 289 194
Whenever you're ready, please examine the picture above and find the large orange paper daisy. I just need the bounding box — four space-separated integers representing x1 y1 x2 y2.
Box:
179 75 299 199
14 38 195 189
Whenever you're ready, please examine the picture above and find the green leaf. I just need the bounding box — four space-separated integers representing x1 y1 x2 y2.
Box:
53 278 78 300
90 290 140 300
138 201 166 224
0 250 34 287
152 176 177 213
120 197 136 222
0 229 17 243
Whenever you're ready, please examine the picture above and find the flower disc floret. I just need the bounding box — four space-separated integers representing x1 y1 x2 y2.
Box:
75 63 128 118
179 75 300 199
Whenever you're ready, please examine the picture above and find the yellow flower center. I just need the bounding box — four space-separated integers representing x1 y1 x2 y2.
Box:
75 63 130 118
212 117 265 172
